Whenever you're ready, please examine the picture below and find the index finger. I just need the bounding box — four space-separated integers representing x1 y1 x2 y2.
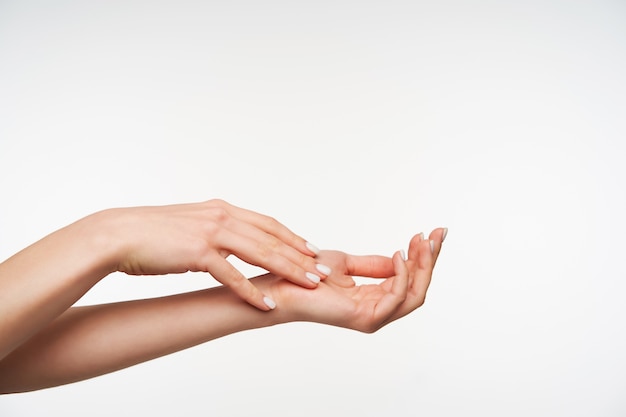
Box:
204 253 276 311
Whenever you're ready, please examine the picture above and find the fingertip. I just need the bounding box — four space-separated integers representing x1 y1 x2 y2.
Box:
428 227 447 242
263 296 277 310
407 233 423 260
392 250 408 274
390 250 410 296
426 228 446 265
305 241 320 256
417 238 435 269
305 271 321 284
243 288 276 311
315 263 332 276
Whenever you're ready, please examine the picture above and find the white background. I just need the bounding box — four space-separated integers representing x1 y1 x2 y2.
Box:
1 1 625 416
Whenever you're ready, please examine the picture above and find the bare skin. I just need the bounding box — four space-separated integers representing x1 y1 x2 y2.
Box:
0 200 325 361
0 200 446 394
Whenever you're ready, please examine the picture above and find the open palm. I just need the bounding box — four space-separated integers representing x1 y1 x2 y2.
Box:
271 229 444 333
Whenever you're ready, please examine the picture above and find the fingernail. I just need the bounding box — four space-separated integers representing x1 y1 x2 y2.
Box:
442 228 448 242
429 240 435 253
315 263 332 276
305 272 321 284
263 296 277 310
419 232 424 241
400 249 407 260
305 241 320 255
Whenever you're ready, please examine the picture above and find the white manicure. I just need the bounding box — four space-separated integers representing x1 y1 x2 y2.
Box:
306 242 320 255
263 296 277 310
305 272 321 284
429 240 435 253
442 228 448 242
400 250 407 261
315 264 332 276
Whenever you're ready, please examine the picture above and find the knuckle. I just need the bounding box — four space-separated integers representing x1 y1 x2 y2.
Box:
255 241 272 259
206 206 230 225
202 219 220 236
297 252 311 266
227 276 244 290
277 257 300 280
286 263 301 281
207 198 228 208
265 235 281 251
257 237 283 262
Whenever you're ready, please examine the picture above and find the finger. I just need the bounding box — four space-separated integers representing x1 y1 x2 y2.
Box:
379 238 436 327
224 216 329 280
215 224 322 289
345 254 395 278
371 251 409 326
382 232 425 294
221 201 320 257
203 253 276 311
428 227 447 266
409 238 435 303
407 232 425 262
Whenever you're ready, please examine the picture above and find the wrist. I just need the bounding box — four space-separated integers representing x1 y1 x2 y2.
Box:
78 209 127 278
248 274 300 325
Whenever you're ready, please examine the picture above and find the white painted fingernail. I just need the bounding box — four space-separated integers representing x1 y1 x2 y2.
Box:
442 228 448 242
315 264 331 276
400 250 407 260
419 232 424 241
429 240 435 253
306 241 320 255
305 272 321 284
263 296 277 310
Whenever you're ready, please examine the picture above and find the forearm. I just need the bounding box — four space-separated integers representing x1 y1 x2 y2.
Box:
0 210 119 361
0 274 290 394
0 229 444 394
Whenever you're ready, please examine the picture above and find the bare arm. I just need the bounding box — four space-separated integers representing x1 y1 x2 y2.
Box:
0 282 279 393
0 229 445 394
0 200 325 362
0 212 115 362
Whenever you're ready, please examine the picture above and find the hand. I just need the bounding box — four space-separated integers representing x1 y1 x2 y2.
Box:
268 228 446 332
100 199 328 311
